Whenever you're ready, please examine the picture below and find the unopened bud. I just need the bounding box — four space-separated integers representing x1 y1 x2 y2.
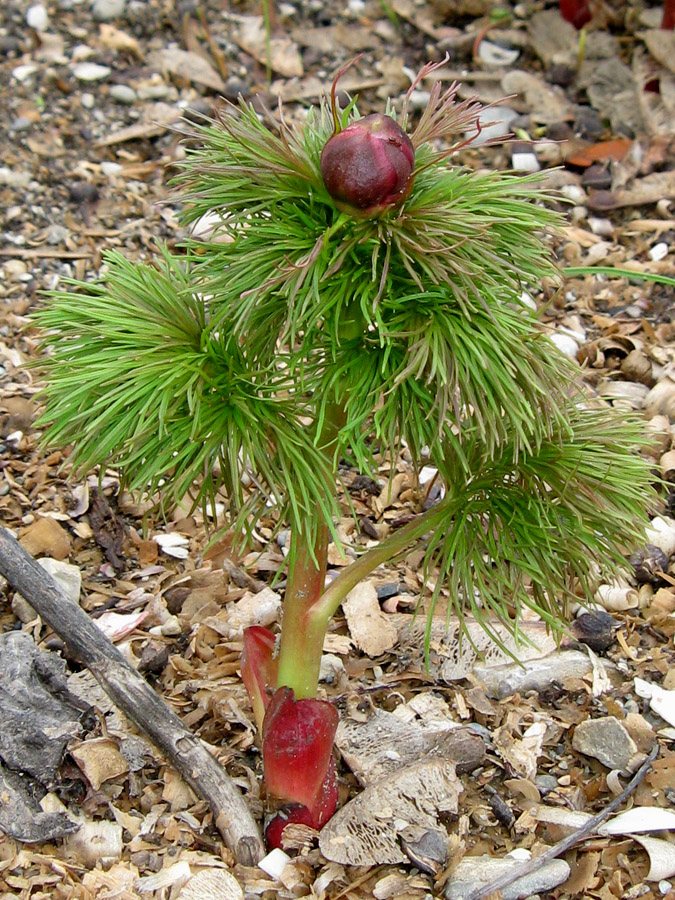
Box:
321 113 415 215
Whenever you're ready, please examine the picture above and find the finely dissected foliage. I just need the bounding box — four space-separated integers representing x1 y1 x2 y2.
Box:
34 81 654 646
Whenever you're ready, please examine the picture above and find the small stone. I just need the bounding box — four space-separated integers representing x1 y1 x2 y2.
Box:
91 0 126 21
100 161 123 176
0 166 31 187
223 76 250 101
0 36 22 56
546 121 573 141
26 4 49 31
588 216 614 237
572 716 640 774
46 224 69 245
109 83 136 104
375 582 400 601
80 92 95 109
72 62 111 82
511 150 540 173
649 242 669 262
582 163 612 190
319 653 345 684
12 64 39 83
68 181 100 204
37 558 82 603
547 63 575 87
469 107 518 146
549 332 579 358
4 259 28 280
574 106 604 140
571 610 619 651
445 855 570 900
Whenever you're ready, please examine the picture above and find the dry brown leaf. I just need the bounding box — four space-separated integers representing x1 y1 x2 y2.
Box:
147 48 226 92
343 581 397 657
233 17 303 78
70 738 129 790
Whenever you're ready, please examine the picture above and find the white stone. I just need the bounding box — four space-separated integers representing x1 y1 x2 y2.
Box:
511 150 540 172
258 848 291 880
26 4 49 31
92 0 126 21
468 107 518 146
649 242 669 262
12 65 39 83
109 84 136 104
72 62 111 81
549 332 579 358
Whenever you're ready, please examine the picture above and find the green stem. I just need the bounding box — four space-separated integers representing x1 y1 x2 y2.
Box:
275 306 363 698
276 522 330 698
311 498 452 624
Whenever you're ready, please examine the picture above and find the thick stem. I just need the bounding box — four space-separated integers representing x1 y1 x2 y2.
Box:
276 306 363 699
276 523 330 698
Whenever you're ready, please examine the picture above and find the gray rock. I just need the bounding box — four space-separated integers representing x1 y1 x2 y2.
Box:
109 83 136 104
444 855 570 900
91 0 126 21
572 716 641 774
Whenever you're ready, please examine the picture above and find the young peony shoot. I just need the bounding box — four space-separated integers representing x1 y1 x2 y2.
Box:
33 60 654 848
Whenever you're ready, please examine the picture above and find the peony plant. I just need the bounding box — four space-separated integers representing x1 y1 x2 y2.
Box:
34 61 653 848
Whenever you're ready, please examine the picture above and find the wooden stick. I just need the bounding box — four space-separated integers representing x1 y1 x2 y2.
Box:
463 742 660 900
0 527 264 865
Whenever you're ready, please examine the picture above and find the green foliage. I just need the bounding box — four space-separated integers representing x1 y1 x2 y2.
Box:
33 86 654 644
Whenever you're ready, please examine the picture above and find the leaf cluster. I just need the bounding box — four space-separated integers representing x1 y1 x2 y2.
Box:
33 87 655 638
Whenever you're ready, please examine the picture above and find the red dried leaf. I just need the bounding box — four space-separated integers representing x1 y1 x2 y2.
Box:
262 686 338 811
566 139 633 168
241 626 278 731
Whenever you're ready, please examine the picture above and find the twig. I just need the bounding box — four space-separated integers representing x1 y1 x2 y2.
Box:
0 526 265 865
463 742 660 900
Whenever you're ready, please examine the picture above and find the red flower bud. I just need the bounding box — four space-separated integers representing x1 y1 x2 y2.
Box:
321 114 415 215
262 686 338 811
559 0 591 29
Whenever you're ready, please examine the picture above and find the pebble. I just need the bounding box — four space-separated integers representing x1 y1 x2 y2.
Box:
574 105 604 140
559 183 587 204
549 332 580 358
469 107 518 146
68 181 100 204
649 242 669 262
4 259 28 280
46 224 69 245
572 716 640 774
511 149 540 172
72 62 111 82
477 40 519 66
109 83 136 104
101 161 123 176
588 216 614 237
80 92 95 108
92 0 126 21
582 163 612 190
26 4 49 31
12 64 39 83
0 167 31 187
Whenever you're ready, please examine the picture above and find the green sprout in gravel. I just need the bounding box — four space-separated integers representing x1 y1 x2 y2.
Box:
34 60 654 845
